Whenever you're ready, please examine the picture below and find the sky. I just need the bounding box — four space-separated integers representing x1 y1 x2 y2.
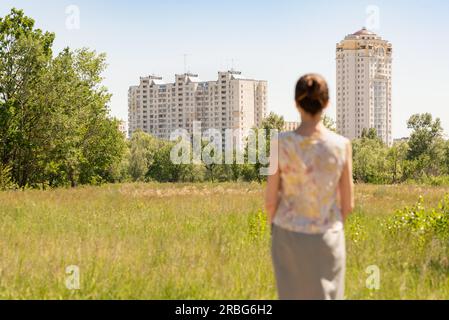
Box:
1 0 449 139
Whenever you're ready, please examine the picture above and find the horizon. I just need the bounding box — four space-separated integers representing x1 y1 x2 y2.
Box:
1 0 448 139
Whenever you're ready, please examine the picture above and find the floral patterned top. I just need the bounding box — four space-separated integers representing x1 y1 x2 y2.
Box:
270 130 350 234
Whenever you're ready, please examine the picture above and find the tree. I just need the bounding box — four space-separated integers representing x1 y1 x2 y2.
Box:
406 113 445 177
108 145 131 183
78 117 126 185
261 112 285 132
147 141 196 183
407 114 443 158
352 140 388 184
352 131 389 184
44 49 126 186
240 163 258 182
244 112 285 183
323 115 336 132
0 9 126 187
34 48 126 187
361 128 382 142
0 163 16 190
386 141 409 183
147 142 178 182
444 140 449 175
127 130 161 181
225 151 242 182
0 8 55 186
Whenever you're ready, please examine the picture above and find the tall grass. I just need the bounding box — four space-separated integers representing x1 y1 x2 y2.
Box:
0 183 448 299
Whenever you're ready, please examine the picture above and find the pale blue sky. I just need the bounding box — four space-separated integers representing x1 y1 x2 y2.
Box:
1 0 449 138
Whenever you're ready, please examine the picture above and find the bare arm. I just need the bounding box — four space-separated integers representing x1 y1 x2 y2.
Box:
265 169 280 225
339 141 355 221
265 137 280 225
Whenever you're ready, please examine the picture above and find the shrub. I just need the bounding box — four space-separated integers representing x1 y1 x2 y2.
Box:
248 210 268 241
346 213 368 244
421 175 449 186
387 195 449 242
0 164 17 191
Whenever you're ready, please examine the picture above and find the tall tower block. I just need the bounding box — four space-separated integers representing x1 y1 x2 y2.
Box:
336 28 393 146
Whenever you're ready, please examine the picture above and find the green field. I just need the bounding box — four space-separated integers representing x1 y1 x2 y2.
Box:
1 183 449 300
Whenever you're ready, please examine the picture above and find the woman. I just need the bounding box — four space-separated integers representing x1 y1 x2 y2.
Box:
265 74 354 300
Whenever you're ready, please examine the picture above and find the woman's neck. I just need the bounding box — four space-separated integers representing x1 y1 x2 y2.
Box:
296 117 326 137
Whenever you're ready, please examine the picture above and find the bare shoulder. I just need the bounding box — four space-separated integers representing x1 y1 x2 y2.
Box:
325 130 350 146
277 131 294 139
275 131 295 143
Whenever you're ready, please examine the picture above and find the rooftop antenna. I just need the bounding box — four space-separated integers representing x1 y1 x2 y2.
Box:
183 53 190 74
230 58 238 72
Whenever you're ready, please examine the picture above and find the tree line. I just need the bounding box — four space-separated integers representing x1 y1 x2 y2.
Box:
0 9 126 189
1 9 449 189
353 114 449 185
116 113 449 186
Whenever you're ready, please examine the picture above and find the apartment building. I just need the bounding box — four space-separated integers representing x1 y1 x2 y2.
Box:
128 71 267 148
283 121 300 132
117 120 127 138
336 27 393 146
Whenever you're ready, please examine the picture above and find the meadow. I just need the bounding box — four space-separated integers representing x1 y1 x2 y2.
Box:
1 183 449 300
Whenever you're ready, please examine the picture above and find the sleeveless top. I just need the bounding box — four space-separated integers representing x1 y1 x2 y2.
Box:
270 130 350 234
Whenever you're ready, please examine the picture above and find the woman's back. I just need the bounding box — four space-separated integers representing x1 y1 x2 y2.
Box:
266 73 353 300
273 129 350 234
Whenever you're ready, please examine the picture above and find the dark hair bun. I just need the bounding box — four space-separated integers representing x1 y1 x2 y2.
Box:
295 74 329 116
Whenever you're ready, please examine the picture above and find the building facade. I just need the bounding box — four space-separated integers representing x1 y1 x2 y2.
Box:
128 71 267 147
393 137 409 145
336 28 393 146
283 121 300 132
117 120 127 138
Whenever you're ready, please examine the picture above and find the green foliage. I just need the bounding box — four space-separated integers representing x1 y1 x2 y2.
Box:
127 130 161 181
385 141 409 183
322 115 336 132
405 113 445 177
261 112 284 132
123 112 448 186
147 142 197 183
0 9 126 188
352 134 389 184
346 213 367 244
241 113 284 183
406 175 449 187
240 163 259 182
407 113 444 160
0 163 17 190
387 195 449 243
444 140 449 175
352 114 448 185
361 128 382 142
0 9 55 187
248 209 268 241
126 131 245 183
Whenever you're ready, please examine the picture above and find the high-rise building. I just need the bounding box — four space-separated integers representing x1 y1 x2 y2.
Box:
336 27 393 146
283 121 300 132
128 71 267 148
117 120 127 138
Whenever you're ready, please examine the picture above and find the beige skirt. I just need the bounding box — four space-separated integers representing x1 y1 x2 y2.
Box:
271 224 346 300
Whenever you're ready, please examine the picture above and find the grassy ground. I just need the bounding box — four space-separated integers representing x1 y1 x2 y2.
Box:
0 183 449 299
